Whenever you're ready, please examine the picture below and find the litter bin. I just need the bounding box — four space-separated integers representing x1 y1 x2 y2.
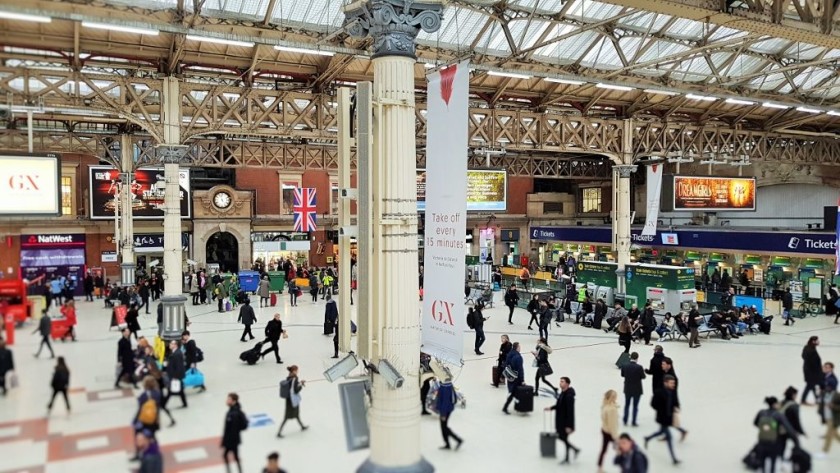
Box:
268 271 285 293
238 270 260 293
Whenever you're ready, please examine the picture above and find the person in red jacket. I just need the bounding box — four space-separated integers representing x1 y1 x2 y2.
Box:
60 300 77 342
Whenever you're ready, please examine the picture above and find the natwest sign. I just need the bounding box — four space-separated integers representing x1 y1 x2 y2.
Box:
21 233 86 248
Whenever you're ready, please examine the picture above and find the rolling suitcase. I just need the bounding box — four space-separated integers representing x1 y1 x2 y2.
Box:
492 365 504 386
239 342 263 365
791 446 811 473
615 351 631 369
225 300 232 312
514 385 534 413
540 411 556 458
270 293 277 307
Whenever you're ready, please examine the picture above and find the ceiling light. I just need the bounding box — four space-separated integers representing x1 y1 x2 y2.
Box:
685 94 716 101
725 98 754 105
0 11 52 23
643 89 678 96
827 110 840 116
762 102 788 109
423 63 435 69
545 78 585 85
82 21 159 35
274 45 334 56
596 83 633 91
796 106 821 114
185 35 254 48
488 71 532 80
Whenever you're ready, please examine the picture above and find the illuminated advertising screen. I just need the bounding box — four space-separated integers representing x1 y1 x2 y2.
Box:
89 166 191 219
0 153 61 216
670 176 756 211
417 169 506 211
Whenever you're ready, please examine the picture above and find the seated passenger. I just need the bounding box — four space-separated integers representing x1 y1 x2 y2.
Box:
575 297 593 324
656 313 674 338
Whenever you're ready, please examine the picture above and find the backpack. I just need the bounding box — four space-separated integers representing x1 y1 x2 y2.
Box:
238 410 249 432
138 396 158 425
279 378 292 399
757 412 779 443
195 347 205 363
466 311 476 330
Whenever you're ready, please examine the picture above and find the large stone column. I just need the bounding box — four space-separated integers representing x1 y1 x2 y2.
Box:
344 2 442 472
613 120 636 295
158 76 188 341
119 134 136 287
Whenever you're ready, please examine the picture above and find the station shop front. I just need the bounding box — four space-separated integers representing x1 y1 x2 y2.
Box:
529 226 839 300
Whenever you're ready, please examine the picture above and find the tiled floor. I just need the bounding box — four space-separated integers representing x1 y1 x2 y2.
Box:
1 292 839 472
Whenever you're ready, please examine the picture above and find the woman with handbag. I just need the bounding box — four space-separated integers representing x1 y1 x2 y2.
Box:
532 338 556 396
277 365 308 437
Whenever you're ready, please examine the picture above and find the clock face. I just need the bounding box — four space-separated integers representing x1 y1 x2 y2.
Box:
213 191 232 209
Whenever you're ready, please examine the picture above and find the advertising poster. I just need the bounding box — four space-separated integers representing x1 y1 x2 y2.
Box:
0 153 61 216
20 233 86 295
417 169 506 212
89 166 191 219
642 163 663 236
421 61 470 366
672 176 756 211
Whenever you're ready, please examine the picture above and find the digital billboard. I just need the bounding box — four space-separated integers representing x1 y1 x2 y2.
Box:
670 176 756 211
0 153 61 216
89 166 191 219
417 169 506 211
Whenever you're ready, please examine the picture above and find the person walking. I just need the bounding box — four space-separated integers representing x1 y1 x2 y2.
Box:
0 339 14 396
221 392 249 473
116 327 138 388
136 429 163 473
538 300 552 340
47 356 70 414
263 452 287 473
262 313 285 364
754 396 798 471
493 335 512 388
308 272 319 303
59 300 77 342
164 340 188 410
778 386 804 459
83 272 94 302
643 375 680 465
324 293 338 336
504 284 519 325
819 382 840 458
526 294 540 330
532 338 556 395
640 304 656 346
802 336 823 405
782 288 795 326
688 305 702 348
546 377 580 464
288 279 299 307
126 303 141 340
617 317 632 354
645 346 665 393
502 342 524 414
436 378 463 450
32 313 54 359
613 433 648 473
132 376 162 461
139 281 151 315
258 276 270 308
473 303 488 355
277 365 308 437
237 299 257 342
620 352 646 427
598 390 620 473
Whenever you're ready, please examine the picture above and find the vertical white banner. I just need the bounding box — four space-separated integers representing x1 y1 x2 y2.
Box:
421 61 470 366
642 163 663 236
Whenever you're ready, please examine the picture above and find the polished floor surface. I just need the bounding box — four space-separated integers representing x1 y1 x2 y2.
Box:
1 291 839 472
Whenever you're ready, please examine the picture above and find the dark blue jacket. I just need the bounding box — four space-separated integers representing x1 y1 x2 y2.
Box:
436 382 456 417
505 350 524 384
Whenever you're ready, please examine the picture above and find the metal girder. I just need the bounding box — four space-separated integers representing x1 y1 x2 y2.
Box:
598 0 840 48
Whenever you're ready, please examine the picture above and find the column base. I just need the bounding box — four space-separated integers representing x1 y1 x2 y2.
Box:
160 295 188 341
357 457 433 473
120 263 136 287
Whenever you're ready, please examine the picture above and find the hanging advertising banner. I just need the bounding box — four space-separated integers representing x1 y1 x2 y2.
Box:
642 163 663 236
664 176 756 211
422 61 470 366
417 169 506 211
0 153 62 216
89 166 191 219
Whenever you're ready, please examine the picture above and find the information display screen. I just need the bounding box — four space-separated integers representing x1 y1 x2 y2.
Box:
417 169 506 211
672 176 756 211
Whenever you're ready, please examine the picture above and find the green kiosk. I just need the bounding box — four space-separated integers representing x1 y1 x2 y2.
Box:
575 261 697 314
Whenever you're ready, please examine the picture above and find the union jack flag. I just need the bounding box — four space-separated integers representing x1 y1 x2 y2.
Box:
293 187 317 232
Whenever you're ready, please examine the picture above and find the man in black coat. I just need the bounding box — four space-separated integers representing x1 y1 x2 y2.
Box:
165 340 188 409
237 299 257 342
620 352 646 427
32 314 54 359
546 376 579 464
115 328 137 389
645 346 665 392
0 339 14 396
222 392 248 473
783 288 795 326
261 314 285 364
643 375 680 465
640 304 657 345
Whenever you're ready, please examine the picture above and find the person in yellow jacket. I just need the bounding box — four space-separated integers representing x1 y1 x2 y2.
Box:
322 274 334 300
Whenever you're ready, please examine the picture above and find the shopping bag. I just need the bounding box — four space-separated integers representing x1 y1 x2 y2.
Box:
5 371 19 389
183 368 205 388
170 378 183 394
114 305 127 326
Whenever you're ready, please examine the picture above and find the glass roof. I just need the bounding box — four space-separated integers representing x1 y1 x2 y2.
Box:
98 0 840 102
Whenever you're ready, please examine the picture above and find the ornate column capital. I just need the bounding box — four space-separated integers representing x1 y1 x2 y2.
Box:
613 164 637 178
344 0 443 59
